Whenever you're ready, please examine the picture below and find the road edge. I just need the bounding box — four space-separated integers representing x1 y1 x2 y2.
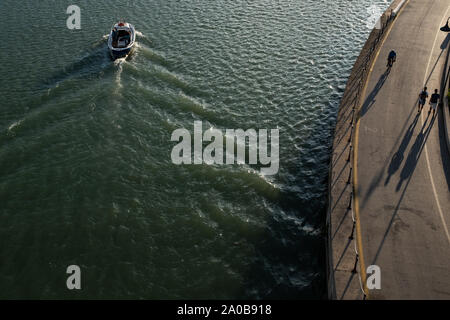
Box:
442 38 450 156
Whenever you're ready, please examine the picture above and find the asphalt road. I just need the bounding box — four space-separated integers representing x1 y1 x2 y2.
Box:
357 0 450 299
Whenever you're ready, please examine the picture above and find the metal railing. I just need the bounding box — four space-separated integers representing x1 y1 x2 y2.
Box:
328 8 397 300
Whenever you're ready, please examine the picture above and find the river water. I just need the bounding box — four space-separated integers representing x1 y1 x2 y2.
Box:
0 0 390 298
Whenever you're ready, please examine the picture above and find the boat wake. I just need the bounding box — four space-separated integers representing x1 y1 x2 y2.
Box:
43 40 110 90
114 58 126 92
134 42 168 66
135 30 152 46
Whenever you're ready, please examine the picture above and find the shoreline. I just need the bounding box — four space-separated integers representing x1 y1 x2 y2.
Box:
326 0 405 300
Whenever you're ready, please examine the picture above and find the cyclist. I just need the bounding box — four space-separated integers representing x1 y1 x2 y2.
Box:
387 50 396 67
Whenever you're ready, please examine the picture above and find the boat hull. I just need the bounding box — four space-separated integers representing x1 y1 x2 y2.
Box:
107 22 136 60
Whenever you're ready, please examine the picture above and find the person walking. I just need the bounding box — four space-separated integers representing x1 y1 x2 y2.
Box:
418 86 428 113
429 89 440 115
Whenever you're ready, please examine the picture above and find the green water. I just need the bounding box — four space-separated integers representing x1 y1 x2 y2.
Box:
0 0 390 298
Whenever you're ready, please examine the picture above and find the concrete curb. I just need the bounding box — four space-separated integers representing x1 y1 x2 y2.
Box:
392 0 407 16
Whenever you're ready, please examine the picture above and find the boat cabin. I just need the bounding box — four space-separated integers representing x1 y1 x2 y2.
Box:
111 24 132 48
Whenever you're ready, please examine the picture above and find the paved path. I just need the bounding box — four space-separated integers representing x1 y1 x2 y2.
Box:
357 0 450 299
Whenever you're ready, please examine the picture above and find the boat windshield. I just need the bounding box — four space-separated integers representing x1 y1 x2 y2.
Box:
112 29 131 48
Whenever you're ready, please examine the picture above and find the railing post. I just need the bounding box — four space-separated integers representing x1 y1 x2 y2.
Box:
347 166 353 185
349 220 356 240
352 253 359 274
347 145 353 163
347 191 352 210
348 123 354 142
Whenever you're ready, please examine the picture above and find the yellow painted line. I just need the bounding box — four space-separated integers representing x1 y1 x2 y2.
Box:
353 0 410 299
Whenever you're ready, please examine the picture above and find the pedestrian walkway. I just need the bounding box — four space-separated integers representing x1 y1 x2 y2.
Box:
356 0 450 299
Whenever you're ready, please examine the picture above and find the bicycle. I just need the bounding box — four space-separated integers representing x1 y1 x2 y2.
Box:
387 56 396 68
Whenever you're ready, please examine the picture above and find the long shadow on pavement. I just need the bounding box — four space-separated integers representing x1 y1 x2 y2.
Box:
396 111 435 191
372 112 437 265
361 104 416 206
385 113 420 186
440 33 450 50
423 34 450 87
437 106 450 189
437 33 450 189
360 68 391 117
